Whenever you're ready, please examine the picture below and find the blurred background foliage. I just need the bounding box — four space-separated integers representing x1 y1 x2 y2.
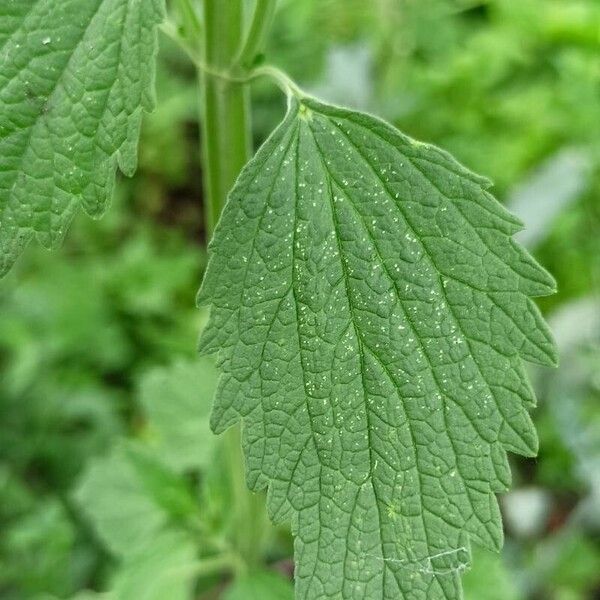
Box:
1 0 599 598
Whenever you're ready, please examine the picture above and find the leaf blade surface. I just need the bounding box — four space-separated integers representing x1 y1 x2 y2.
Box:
199 96 556 599
0 0 164 275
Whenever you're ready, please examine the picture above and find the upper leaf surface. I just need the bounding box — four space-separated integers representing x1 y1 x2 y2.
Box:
0 0 164 275
198 96 557 599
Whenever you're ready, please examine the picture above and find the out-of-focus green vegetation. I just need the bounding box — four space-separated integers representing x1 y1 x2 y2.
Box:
0 0 598 598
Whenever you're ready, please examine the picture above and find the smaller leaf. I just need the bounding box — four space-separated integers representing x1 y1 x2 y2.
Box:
223 570 294 600
73 442 194 557
139 359 218 473
111 532 197 600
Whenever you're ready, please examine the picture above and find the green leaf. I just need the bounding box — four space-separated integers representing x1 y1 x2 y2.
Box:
73 442 195 557
223 570 294 600
139 359 219 473
111 532 197 600
198 96 557 599
0 0 165 276
462 546 521 600
0 499 76 597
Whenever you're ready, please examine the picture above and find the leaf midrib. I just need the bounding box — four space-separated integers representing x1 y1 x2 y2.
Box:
298 119 392 593
320 111 535 457
301 115 465 595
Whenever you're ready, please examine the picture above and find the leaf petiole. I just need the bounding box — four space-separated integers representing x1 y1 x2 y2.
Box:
237 0 278 69
247 65 305 99
174 0 202 42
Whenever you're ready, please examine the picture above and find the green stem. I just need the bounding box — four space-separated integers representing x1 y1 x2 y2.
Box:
249 65 305 98
160 20 201 65
174 0 202 42
199 0 273 575
188 552 244 580
201 0 251 236
237 0 277 69
222 426 268 572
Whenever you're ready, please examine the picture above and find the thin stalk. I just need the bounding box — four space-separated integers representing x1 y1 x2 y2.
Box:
160 20 201 65
192 553 243 579
201 0 251 235
237 0 277 69
249 65 305 99
199 0 274 574
174 0 202 42
222 426 271 572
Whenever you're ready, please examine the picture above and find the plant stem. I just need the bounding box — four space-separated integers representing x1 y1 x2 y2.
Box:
174 0 202 43
199 0 274 575
190 552 243 579
201 0 251 236
237 0 277 69
249 65 305 99
222 426 271 572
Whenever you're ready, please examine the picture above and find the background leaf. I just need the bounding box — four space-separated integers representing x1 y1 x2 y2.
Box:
73 442 195 557
111 531 197 600
139 358 218 473
0 0 165 276
223 570 294 600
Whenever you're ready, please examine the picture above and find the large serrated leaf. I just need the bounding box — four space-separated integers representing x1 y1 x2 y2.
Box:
198 96 557 599
0 0 164 276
